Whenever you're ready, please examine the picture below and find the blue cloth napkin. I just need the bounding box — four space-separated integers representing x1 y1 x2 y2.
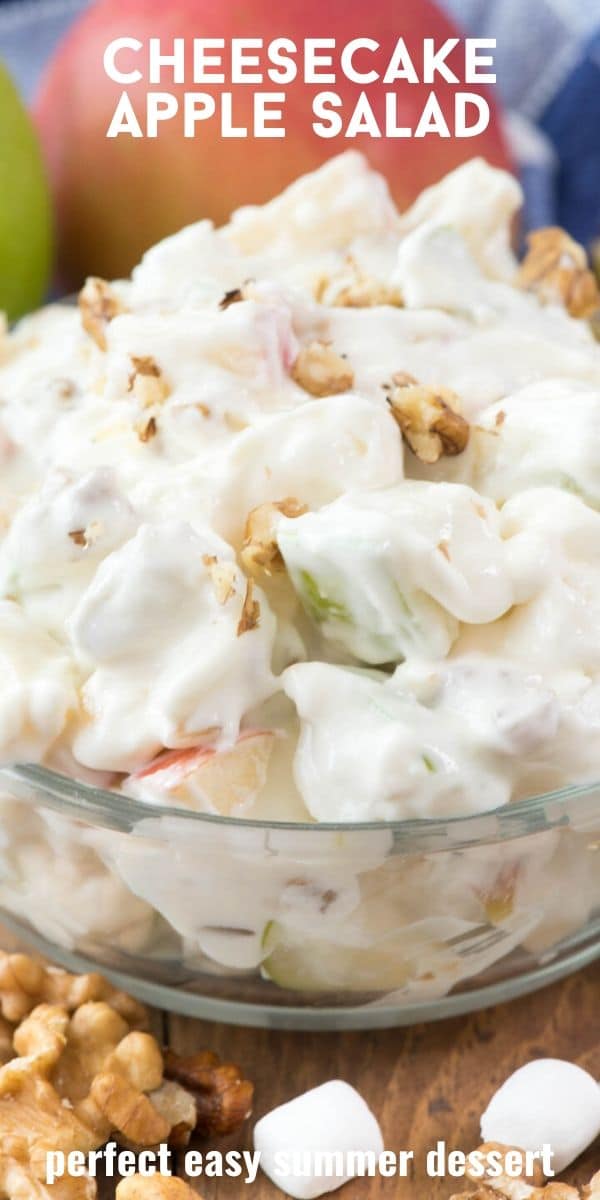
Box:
445 0 600 244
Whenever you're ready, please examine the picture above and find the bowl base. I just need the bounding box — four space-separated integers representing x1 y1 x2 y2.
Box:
1 909 598 1030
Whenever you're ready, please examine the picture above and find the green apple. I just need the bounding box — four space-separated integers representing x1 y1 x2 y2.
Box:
0 63 52 320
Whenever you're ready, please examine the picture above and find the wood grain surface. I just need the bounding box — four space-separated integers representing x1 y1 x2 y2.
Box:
111 962 600 1200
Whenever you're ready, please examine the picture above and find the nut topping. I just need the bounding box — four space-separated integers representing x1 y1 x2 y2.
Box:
136 416 158 444
291 341 354 398
237 578 261 636
219 287 244 310
387 373 469 463
241 498 307 577
518 227 600 319
78 278 125 351
316 259 403 308
128 356 171 408
202 555 237 605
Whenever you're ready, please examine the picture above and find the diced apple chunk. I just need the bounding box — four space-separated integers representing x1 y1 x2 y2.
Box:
125 731 275 816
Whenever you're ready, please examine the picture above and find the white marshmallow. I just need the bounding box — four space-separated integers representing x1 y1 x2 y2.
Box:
481 1059 600 1174
253 1080 384 1199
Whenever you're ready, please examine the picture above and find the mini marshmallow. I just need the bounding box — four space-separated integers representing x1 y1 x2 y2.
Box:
253 1080 384 1199
481 1059 600 1174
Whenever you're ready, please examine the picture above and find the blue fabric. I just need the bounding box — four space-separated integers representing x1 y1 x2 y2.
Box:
539 30 600 245
445 0 600 243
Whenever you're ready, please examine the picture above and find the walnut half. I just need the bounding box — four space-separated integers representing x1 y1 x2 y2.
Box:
387 373 469 464
291 341 354 398
241 498 308 577
518 227 600 319
164 1047 254 1137
450 1145 598 1200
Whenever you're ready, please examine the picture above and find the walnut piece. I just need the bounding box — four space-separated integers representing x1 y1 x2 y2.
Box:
0 959 255 1200
219 287 244 310
202 555 237 605
136 416 158 444
465 1143 544 1198
78 277 125 351
316 259 403 308
117 1178 197 1200
237 578 260 636
388 373 469 463
584 1173 600 1199
90 1072 171 1147
0 1017 13 1065
518 227 600 319
128 356 171 408
241 498 308 577
0 952 147 1027
291 340 354 398
148 1079 197 1149
451 1145 597 1200
164 1048 254 1136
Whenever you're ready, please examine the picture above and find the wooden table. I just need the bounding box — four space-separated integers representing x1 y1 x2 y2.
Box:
142 962 599 1200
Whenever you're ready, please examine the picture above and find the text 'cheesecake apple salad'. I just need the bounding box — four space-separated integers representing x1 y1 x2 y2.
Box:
2 153 600 822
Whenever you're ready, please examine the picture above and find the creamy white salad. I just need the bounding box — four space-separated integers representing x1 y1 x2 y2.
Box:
1 151 600 826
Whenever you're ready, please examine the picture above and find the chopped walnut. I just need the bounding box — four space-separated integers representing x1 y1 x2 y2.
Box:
291 340 354 398
0 1149 96 1200
53 1002 135 1105
388 373 469 464
78 277 125 351
13 1004 69 1072
148 1080 197 1148
0 1018 13 1065
128 356 171 408
237 578 261 636
518 227 600 319
89 1071 171 1147
137 416 158 444
117 1177 198 1200
0 958 254 1189
52 378 77 403
451 1144 596 1200
224 410 249 433
0 1057 100 1180
465 1144 544 1196
68 521 103 550
241 498 308 577
0 953 148 1027
68 529 87 547
0 954 45 1023
202 555 237 605
164 1047 254 1137
316 259 403 308
219 287 244 310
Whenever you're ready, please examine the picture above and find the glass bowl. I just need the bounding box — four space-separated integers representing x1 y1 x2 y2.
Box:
0 763 598 1029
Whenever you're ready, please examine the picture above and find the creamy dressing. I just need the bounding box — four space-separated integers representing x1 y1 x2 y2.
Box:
0 152 600 827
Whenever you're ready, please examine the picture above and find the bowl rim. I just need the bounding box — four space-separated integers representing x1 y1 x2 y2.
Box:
2 762 599 844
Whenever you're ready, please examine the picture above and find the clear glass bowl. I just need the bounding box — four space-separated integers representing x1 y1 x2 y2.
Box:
0 763 598 1029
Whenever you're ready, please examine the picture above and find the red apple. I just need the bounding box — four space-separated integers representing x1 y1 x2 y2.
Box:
127 731 275 814
35 0 511 287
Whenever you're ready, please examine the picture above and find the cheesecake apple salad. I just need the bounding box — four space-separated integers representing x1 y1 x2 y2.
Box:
0 153 599 1001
